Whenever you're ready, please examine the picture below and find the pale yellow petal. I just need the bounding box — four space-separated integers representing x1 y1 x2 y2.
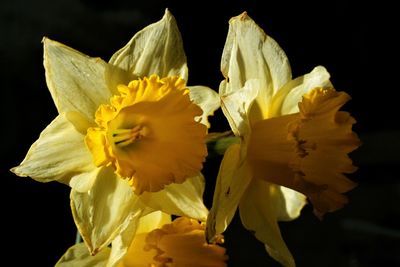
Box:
220 79 259 137
206 143 252 242
109 9 188 80
188 85 220 128
106 208 156 267
139 174 208 222
69 168 100 193
221 12 291 122
11 114 95 187
71 167 146 255
43 38 112 121
239 179 295 267
277 187 307 221
135 211 171 234
270 66 332 116
56 243 110 267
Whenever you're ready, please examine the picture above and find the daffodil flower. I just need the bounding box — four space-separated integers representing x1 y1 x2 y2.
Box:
207 12 360 266
56 211 228 267
11 10 219 257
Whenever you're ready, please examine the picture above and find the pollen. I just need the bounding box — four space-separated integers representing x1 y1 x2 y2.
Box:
85 75 207 194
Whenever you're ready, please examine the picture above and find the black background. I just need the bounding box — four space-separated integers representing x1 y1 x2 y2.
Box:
1 0 399 266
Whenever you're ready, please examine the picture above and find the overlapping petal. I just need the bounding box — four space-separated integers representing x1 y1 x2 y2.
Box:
106 211 170 267
140 174 209 222
71 167 148 255
239 179 296 267
11 114 95 186
219 79 258 137
43 39 113 122
206 144 252 242
188 85 220 128
56 243 110 267
109 9 188 81
221 12 291 123
269 66 332 117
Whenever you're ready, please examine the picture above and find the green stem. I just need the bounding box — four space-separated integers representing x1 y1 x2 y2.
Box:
75 230 82 244
206 131 240 157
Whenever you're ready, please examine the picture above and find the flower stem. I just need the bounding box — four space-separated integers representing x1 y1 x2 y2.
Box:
75 230 82 244
206 131 240 157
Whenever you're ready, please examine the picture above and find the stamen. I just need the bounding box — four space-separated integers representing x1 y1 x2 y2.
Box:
112 125 143 147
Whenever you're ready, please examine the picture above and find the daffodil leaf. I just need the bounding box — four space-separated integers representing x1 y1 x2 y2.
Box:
109 9 188 81
206 143 252 242
239 179 296 267
71 167 147 255
139 174 208 222
188 85 220 128
11 114 95 187
56 243 110 267
43 38 112 122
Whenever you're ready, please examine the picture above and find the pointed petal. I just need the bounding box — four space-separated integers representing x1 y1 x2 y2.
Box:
277 187 307 221
221 12 291 121
109 9 188 80
271 66 332 116
43 38 113 121
105 209 158 267
11 114 95 188
188 85 220 128
239 179 295 267
206 143 252 242
139 174 208 222
220 79 259 137
56 243 110 267
71 167 146 255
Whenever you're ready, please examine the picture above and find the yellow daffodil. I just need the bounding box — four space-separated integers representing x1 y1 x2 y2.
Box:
11 10 219 257
56 211 228 267
207 12 360 266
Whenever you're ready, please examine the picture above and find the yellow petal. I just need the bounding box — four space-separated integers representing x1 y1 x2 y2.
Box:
56 243 110 267
219 79 259 137
135 211 171 235
11 114 95 188
269 66 332 117
106 209 157 267
69 168 100 193
139 174 208 222
43 38 112 121
277 186 307 221
188 85 220 128
109 9 188 80
239 179 295 267
115 212 171 267
221 12 291 122
207 143 252 242
71 167 147 254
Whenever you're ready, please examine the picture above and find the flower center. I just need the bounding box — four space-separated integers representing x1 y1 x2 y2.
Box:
85 75 207 194
248 87 360 217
